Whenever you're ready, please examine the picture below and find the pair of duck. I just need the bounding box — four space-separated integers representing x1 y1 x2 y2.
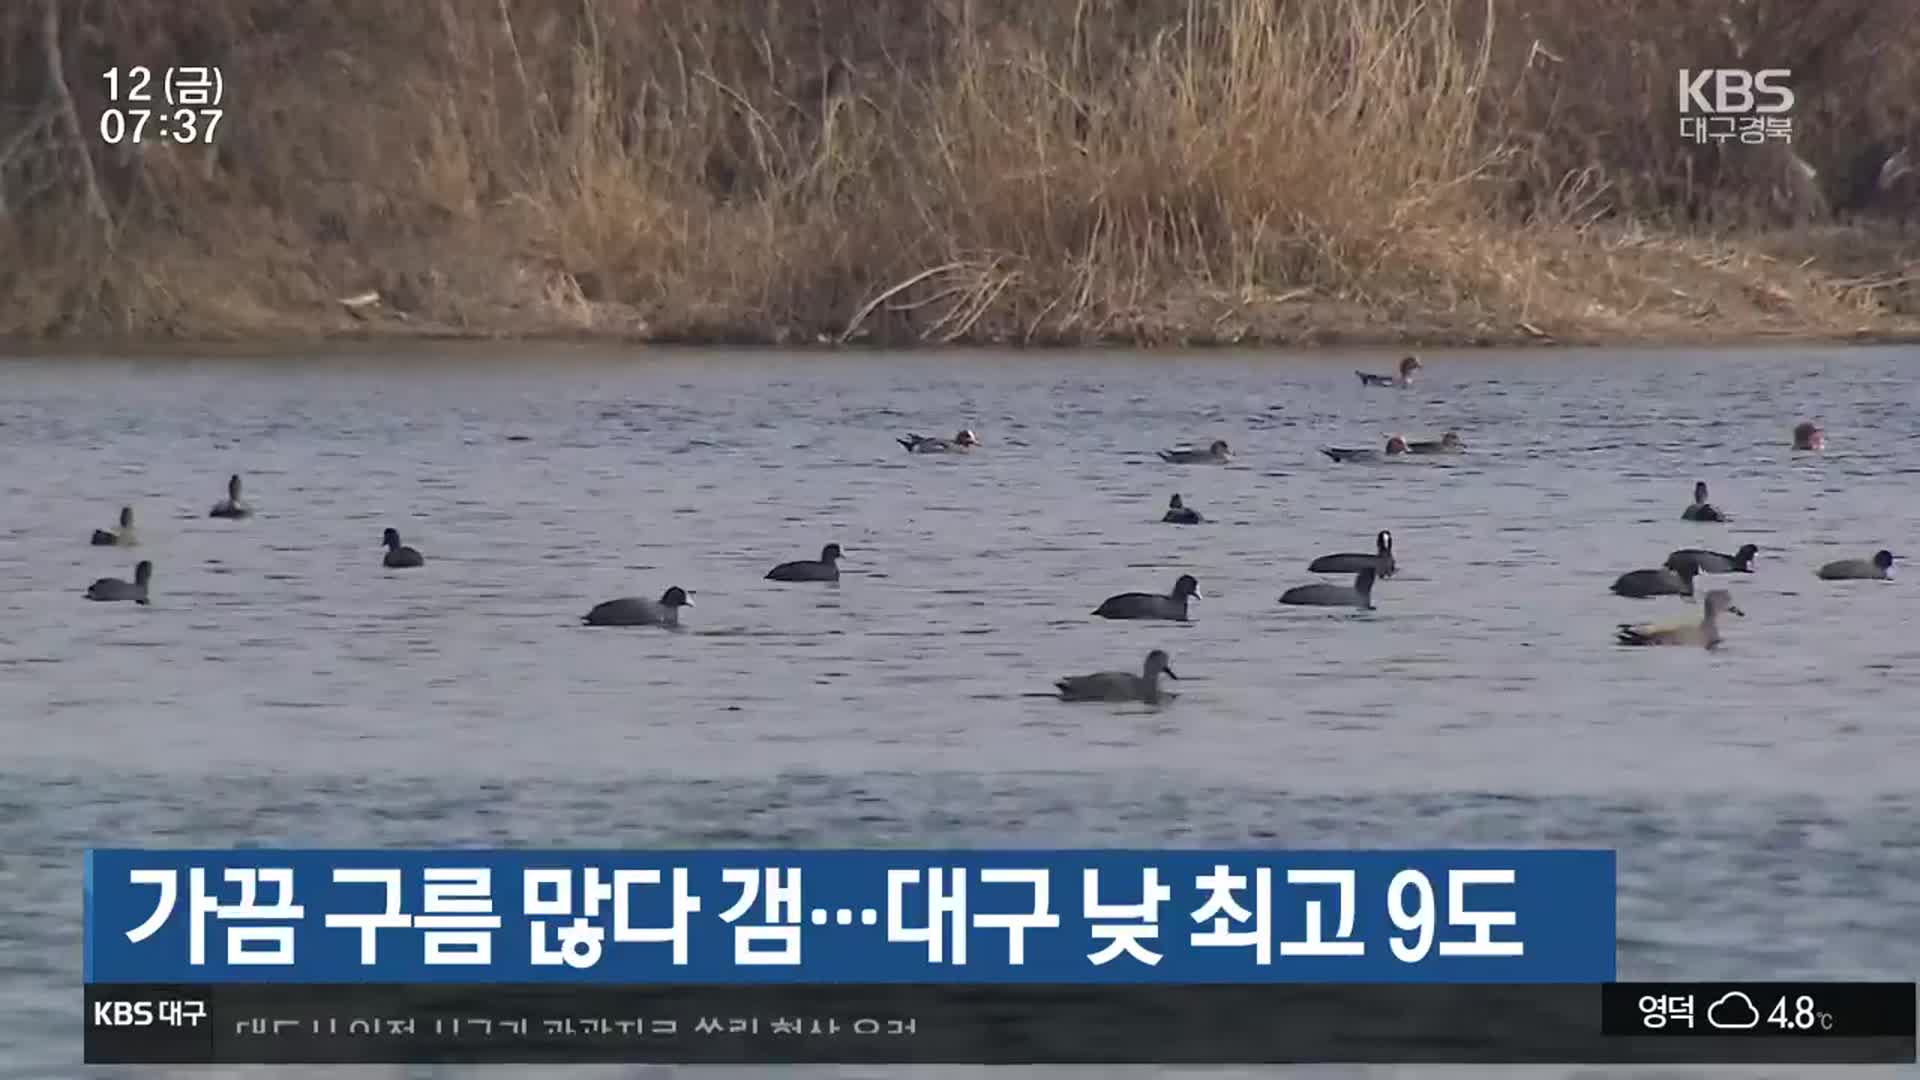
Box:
1279 530 1398 610
87 474 255 546
1158 431 1461 467
904 431 1287 468
1321 431 1463 463
581 543 847 627
1614 541 1757 599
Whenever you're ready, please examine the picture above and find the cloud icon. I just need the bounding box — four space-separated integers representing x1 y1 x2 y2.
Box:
1708 991 1760 1030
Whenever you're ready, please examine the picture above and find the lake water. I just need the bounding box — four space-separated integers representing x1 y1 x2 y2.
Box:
1 344 1916 1079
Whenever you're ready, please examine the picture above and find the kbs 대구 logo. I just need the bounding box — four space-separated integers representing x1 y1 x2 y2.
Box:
1677 69 1794 147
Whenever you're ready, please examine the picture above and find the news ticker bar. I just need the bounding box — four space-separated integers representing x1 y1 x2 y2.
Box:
85 982 1915 1065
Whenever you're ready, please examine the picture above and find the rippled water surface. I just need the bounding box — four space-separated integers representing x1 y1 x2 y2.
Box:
2 344 1917 1078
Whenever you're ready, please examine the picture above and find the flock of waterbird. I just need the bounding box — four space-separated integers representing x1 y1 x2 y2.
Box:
1046 368 1892 703
77 357 1895 707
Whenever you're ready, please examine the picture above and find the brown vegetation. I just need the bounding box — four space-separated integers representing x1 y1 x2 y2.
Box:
2 0 1918 346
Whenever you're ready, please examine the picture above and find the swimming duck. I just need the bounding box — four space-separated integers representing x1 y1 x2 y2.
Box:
1792 421 1825 451
1093 574 1201 621
766 543 843 582
86 560 152 605
1158 440 1233 464
1407 431 1464 454
1616 589 1744 648
898 430 979 454
1665 544 1758 575
1321 435 1410 463
1280 567 1378 609
91 506 136 546
1611 562 1698 599
1055 649 1180 704
1162 495 1202 524
382 528 425 568
1308 530 1395 578
1816 550 1896 581
1357 355 1421 387
209 474 252 519
1681 481 1727 522
583 586 694 627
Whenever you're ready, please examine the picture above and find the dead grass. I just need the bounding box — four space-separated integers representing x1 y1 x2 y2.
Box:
2 0 1918 346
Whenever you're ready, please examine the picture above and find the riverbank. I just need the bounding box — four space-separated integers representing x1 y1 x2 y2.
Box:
5 0 1918 348
9 219 1917 351
12 221 1920 350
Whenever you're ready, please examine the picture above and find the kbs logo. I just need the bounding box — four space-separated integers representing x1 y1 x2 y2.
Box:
1677 70 1794 146
93 1001 153 1026
1678 69 1794 115
92 999 206 1026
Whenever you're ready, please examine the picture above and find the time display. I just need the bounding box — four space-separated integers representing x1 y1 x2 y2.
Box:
100 65 226 145
99 108 223 145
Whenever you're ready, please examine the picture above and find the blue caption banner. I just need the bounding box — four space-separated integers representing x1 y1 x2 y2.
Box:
85 849 1615 984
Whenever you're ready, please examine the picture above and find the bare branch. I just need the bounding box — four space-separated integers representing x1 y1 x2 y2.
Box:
40 0 114 241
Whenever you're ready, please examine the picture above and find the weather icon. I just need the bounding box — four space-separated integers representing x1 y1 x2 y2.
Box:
1707 991 1760 1029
